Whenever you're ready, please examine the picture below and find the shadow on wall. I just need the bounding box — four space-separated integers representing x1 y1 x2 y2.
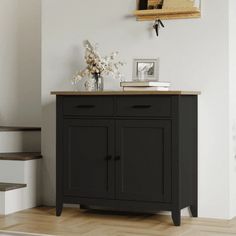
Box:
42 100 57 206
0 131 41 153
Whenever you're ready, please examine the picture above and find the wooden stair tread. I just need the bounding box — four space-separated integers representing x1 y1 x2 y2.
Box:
0 126 41 132
0 152 42 161
0 183 27 192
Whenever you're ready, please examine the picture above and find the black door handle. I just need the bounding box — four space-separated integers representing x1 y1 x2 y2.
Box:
105 155 112 161
76 105 95 109
115 156 121 161
132 105 152 109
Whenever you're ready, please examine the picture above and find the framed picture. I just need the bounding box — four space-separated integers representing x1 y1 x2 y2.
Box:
138 0 148 10
133 58 159 81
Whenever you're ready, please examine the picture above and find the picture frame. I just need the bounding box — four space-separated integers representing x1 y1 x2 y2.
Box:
138 0 148 10
132 58 159 81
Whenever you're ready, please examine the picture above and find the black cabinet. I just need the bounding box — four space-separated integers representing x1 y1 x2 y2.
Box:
63 119 115 199
116 120 171 203
55 94 198 226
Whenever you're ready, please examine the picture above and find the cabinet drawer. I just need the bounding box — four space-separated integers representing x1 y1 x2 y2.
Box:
116 96 172 117
63 96 114 116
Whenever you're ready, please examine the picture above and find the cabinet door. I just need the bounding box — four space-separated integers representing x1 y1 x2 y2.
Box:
63 119 114 199
116 120 171 202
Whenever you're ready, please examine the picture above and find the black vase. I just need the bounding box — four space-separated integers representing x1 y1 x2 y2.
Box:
139 0 148 10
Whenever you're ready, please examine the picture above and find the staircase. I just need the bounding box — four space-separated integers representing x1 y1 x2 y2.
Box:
0 126 42 215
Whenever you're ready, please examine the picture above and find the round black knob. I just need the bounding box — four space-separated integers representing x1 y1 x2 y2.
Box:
115 156 121 161
105 156 112 161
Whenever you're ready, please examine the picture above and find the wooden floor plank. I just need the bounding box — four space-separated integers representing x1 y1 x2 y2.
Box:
0 207 236 236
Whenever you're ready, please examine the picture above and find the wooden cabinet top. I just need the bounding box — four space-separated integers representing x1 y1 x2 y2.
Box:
51 91 201 96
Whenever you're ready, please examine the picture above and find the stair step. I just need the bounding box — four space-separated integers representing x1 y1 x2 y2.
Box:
0 126 41 132
0 183 26 192
0 152 42 161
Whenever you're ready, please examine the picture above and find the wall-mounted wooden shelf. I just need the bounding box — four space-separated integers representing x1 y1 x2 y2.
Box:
134 7 201 21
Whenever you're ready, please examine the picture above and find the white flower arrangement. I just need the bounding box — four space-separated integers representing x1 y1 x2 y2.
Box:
72 40 125 85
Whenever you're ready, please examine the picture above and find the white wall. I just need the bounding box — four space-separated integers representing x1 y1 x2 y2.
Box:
229 0 236 219
17 0 42 126
42 0 232 219
0 0 19 124
0 0 41 126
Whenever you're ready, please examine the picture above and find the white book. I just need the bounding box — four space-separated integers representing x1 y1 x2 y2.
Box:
123 87 170 91
121 81 171 87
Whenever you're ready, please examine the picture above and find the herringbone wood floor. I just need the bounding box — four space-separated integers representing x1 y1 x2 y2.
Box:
0 207 236 236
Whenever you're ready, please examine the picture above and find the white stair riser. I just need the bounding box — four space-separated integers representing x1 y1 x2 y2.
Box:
0 131 41 152
0 159 42 212
0 159 41 183
0 161 25 182
0 192 4 214
0 188 26 215
0 187 42 215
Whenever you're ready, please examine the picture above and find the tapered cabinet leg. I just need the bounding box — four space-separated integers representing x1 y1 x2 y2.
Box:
190 204 198 217
56 203 63 216
171 210 181 226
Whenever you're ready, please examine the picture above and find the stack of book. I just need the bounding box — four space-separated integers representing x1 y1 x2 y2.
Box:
120 81 171 91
